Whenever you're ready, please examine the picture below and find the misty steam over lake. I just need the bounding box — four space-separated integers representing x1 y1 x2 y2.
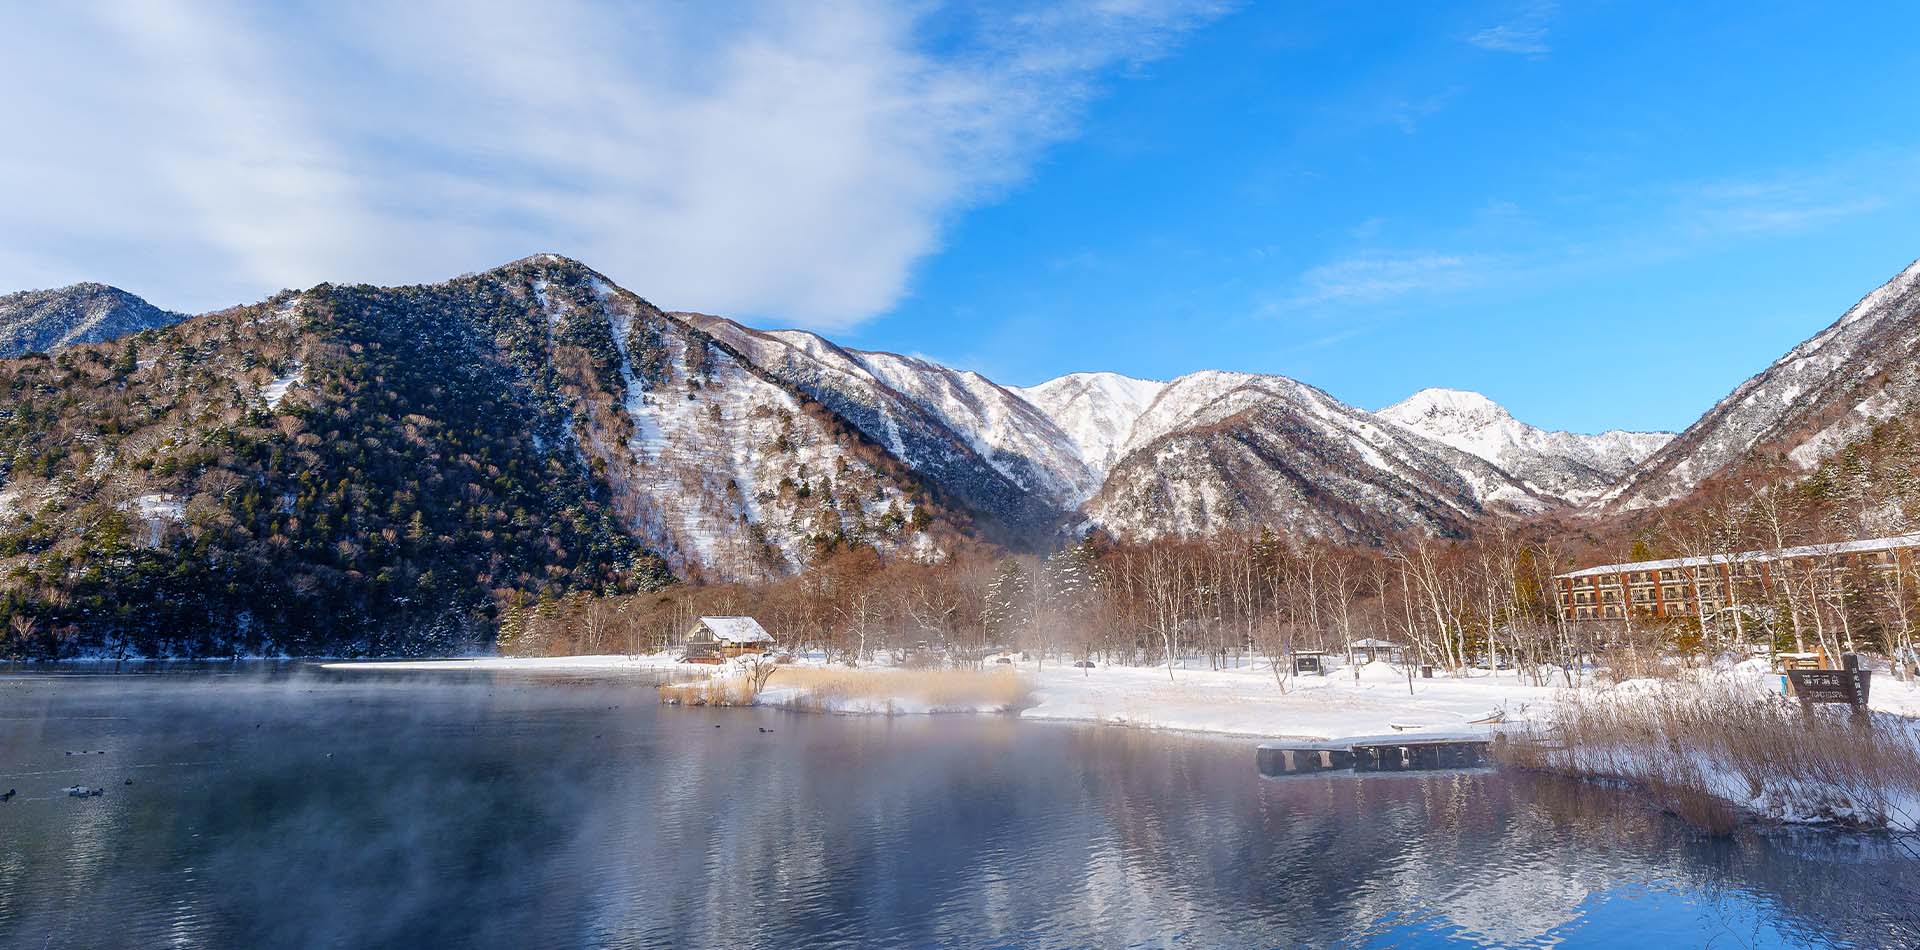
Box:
1 666 1915 948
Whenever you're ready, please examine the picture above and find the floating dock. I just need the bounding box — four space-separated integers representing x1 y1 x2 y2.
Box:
1257 732 1495 776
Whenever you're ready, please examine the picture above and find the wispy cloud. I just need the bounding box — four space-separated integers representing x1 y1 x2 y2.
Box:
1269 150 1913 320
0 0 1228 327
1466 2 1555 56
1281 253 1500 309
1383 87 1464 134
1685 174 1888 238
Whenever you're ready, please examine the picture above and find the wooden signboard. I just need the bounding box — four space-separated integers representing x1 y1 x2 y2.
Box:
1786 669 1872 708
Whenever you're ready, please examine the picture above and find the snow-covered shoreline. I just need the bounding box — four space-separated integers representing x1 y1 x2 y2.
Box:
327 653 1920 743
328 653 1555 739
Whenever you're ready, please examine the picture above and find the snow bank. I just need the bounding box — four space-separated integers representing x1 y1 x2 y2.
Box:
261 364 303 408
133 493 184 521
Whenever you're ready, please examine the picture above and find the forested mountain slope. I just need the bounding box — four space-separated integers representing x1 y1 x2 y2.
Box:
0 256 965 656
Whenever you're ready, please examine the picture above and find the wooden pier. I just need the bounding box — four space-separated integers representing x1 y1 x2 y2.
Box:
1257 733 1494 776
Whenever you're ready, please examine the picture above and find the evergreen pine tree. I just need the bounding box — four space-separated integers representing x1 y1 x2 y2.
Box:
981 558 1034 647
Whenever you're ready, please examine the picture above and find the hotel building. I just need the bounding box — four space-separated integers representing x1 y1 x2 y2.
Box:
1554 533 1920 622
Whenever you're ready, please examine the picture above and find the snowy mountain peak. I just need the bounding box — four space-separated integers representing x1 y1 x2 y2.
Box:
1377 388 1671 506
1376 389 1528 454
0 282 188 357
1016 372 1166 478
1381 387 1511 423
1834 256 1920 330
501 251 594 272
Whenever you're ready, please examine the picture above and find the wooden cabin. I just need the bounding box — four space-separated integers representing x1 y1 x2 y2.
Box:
684 616 774 663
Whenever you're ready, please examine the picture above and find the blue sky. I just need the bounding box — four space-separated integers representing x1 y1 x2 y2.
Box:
849 1 1920 433
4 2 1918 434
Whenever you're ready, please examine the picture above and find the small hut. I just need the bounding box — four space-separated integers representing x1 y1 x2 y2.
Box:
1346 638 1404 664
684 616 774 663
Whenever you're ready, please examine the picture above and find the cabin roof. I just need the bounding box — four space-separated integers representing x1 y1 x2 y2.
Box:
1347 638 1400 648
695 616 773 643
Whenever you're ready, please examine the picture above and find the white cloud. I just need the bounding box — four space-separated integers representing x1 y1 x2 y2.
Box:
0 0 1226 326
1466 2 1554 55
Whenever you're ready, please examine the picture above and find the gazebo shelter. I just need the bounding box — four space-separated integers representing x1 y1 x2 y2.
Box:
1346 638 1404 664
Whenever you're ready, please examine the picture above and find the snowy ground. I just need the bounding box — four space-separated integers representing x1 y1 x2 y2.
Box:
1018 659 1556 739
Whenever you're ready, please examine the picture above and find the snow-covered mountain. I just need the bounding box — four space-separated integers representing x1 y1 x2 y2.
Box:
0 282 187 357
512 269 957 578
1600 257 1920 511
13 250 1908 573
680 315 1084 540
1079 372 1557 543
1376 388 1671 505
1015 372 1165 484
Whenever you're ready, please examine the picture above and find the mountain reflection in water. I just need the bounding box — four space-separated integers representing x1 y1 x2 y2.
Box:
0 666 1915 949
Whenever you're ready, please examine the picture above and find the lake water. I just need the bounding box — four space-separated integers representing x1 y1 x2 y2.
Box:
1 665 1916 949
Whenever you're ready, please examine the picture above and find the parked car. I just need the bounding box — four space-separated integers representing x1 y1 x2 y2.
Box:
993 656 1014 665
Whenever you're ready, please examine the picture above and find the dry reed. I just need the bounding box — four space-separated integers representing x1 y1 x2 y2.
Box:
657 675 759 707
1500 684 1920 834
659 666 1033 714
